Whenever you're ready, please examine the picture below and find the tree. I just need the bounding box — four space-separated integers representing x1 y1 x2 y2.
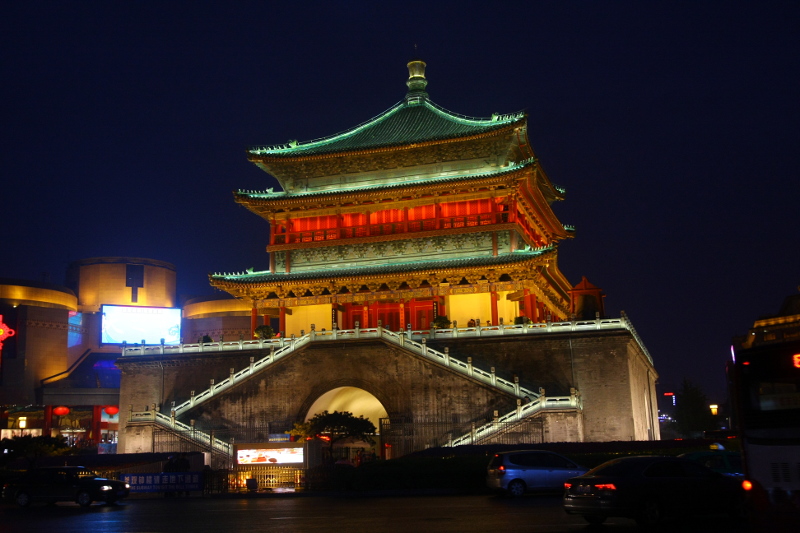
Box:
253 325 275 339
290 410 376 459
675 378 716 438
432 315 452 329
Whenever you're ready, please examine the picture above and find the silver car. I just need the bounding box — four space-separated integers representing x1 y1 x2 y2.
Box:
487 450 587 496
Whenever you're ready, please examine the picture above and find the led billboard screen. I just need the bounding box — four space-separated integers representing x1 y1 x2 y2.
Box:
101 305 181 345
235 445 304 465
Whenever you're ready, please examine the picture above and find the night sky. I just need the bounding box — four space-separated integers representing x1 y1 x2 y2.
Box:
3 2 798 403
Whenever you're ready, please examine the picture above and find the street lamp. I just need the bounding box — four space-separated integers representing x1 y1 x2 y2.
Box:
709 404 719 416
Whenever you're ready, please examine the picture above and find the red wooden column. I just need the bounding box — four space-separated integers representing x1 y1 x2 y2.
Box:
527 291 539 322
372 303 379 328
362 303 369 328
490 291 499 326
279 307 286 335
399 301 406 330
522 289 538 322
250 307 258 338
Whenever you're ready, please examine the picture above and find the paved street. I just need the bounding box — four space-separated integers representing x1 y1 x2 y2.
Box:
0 493 752 533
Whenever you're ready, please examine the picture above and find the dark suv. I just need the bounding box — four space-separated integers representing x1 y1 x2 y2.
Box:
3 466 130 507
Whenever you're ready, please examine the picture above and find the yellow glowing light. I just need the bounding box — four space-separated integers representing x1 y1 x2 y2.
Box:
709 404 719 416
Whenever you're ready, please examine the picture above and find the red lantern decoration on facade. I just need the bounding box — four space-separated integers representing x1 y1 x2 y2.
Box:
104 406 119 416
53 406 70 416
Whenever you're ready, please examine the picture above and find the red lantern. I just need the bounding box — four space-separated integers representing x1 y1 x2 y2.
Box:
104 406 119 416
53 406 70 416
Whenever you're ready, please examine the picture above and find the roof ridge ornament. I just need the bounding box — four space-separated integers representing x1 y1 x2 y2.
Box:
406 59 428 103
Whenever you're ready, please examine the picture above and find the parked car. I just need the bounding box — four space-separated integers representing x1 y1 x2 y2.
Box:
3 466 130 507
562 455 744 526
487 450 587 496
679 449 744 478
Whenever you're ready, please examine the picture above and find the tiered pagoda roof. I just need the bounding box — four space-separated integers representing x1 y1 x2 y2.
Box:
210 60 574 315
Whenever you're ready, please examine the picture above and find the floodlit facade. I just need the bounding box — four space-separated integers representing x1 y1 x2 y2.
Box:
117 61 660 463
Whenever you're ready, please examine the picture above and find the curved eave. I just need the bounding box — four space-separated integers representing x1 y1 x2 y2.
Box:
248 98 526 161
234 159 536 209
248 119 523 166
209 248 556 289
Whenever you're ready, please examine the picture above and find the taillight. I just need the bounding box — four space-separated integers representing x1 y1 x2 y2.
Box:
594 484 616 490
742 479 753 491
498 465 505 471
564 483 572 489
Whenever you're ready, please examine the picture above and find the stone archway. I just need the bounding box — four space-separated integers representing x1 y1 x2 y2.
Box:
304 386 389 435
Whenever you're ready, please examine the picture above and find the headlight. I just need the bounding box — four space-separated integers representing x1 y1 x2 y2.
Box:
99 485 113 491
125 483 130 489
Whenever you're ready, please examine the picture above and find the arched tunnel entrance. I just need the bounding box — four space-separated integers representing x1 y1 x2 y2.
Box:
304 386 388 461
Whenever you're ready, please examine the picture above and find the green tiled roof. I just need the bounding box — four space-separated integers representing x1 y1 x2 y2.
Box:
210 247 554 285
236 157 536 200
249 99 525 158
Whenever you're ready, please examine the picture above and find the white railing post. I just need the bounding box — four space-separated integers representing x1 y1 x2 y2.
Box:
467 357 473 377
499 317 505 334
491 367 496 386
514 375 520 396
249 356 255 373
310 323 316 340
190 390 195 406
355 321 360 339
477 319 482 336
443 347 450 366
333 322 338 340
516 398 522 418
229 367 235 384
453 320 458 337
209 379 215 395
429 322 435 340
160 338 165 355
239 334 244 349
421 337 427 357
